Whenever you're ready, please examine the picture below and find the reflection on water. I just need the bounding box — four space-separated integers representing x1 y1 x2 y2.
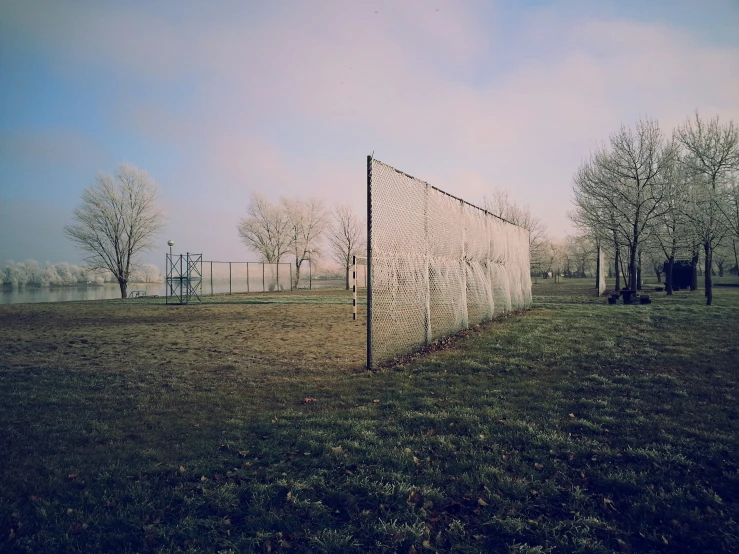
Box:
0 284 165 305
1 279 349 305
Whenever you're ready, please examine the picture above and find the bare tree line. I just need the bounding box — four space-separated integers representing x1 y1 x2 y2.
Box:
570 113 739 305
237 192 365 289
1 260 163 287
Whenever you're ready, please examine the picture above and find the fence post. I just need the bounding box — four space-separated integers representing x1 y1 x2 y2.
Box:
229 262 232 295
277 263 279 291
247 262 250 293
424 183 431 344
367 154 373 369
353 255 357 321
262 263 265 292
210 261 213 296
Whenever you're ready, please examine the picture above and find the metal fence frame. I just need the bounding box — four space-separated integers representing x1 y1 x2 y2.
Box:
200 262 293 296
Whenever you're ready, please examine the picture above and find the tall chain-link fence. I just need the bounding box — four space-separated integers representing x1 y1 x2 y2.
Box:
367 157 532 367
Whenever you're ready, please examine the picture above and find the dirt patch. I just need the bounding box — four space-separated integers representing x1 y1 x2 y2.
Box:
0 293 367 381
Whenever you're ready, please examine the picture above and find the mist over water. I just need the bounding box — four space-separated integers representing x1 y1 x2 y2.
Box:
1 278 350 305
0 284 162 305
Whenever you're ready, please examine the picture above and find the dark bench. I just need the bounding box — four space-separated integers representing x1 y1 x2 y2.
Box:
128 290 146 298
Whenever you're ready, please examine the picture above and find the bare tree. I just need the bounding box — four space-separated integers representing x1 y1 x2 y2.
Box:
712 242 733 277
484 189 549 275
237 192 291 264
326 204 366 289
647 156 693 294
715 170 739 277
566 234 596 278
676 113 739 304
572 118 674 291
64 163 166 298
283 197 328 288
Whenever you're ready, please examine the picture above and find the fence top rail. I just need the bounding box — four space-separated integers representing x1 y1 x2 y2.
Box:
202 261 293 265
371 157 524 230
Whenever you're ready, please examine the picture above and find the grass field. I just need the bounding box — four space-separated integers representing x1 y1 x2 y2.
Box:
1 280 738 553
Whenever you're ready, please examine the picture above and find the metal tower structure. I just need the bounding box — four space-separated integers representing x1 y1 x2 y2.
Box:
166 253 203 304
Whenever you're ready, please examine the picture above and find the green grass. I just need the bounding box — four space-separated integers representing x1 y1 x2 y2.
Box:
2 280 739 552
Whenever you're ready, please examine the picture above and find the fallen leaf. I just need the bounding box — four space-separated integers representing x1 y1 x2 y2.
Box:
568 413 576 418
661 535 669 545
179 466 185 473
201 475 207 481
303 397 317 403
534 463 544 470
373 399 380 403
477 497 489 506
331 446 343 453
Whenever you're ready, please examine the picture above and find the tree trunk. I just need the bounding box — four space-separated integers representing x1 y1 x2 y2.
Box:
690 252 699 291
717 261 724 277
614 248 621 292
294 261 301 289
704 243 713 305
628 244 637 291
655 268 662 284
666 257 674 296
636 250 642 290
345 265 350 290
118 278 128 299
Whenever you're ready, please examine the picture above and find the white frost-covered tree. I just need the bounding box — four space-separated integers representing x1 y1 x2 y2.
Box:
283 197 327 289
237 192 291 264
326 204 365 289
64 163 167 298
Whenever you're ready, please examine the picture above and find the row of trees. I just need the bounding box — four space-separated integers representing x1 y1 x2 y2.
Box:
238 193 365 289
532 234 736 283
1 260 162 287
237 189 557 290
570 113 739 305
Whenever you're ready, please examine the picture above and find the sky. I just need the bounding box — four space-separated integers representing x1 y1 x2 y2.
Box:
1 0 738 270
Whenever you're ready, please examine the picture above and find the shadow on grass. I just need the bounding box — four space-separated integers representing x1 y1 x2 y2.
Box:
1 280 738 552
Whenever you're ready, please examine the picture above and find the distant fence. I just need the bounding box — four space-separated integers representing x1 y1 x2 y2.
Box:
201 262 293 295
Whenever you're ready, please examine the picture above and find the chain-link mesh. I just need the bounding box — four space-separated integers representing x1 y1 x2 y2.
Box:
201 262 292 294
368 158 532 367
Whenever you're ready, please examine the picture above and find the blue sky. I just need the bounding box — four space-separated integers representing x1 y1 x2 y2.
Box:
1 0 738 269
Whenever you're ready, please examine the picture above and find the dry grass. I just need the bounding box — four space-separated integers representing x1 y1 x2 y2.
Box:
0 289 368 382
